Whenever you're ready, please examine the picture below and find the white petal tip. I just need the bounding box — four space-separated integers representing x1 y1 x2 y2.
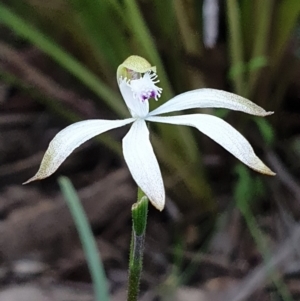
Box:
23 174 44 185
251 161 276 176
265 111 274 116
259 168 276 176
146 193 165 211
23 178 36 185
150 199 165 211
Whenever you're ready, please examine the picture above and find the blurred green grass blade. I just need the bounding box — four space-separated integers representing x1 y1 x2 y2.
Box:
254 118 275 147
0 3 127 117
152 0 176 38
226 0 246 95
271 0 300 65
240 0 253 55
250 0 274 62
174 0 203 57
59 177 110 301
234 164 255 206
67 0 130 68
246 0 274 97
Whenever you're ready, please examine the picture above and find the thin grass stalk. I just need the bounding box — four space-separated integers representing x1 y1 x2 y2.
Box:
226 0 246 95
174 0 205 90
59 177 110 301
108 0 127 22
271 0 300 67
246 0 274 98
152 1 185 92
68 0 120 68
67 0 131 68
152 1 175 38
174 0 203 56
240 0 253 55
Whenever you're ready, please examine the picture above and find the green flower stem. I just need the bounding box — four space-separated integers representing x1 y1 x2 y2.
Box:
127 189 148 301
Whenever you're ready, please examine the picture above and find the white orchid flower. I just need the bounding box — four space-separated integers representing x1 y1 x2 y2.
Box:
24 55 275 211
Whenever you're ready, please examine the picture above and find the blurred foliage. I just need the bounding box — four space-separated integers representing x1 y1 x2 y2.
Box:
0 0 300 215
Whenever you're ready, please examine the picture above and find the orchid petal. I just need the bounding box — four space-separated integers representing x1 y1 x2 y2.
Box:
24 118 135 184
118 78 149 118
149 88 273 117
122 119 165 210
146 114 275 176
